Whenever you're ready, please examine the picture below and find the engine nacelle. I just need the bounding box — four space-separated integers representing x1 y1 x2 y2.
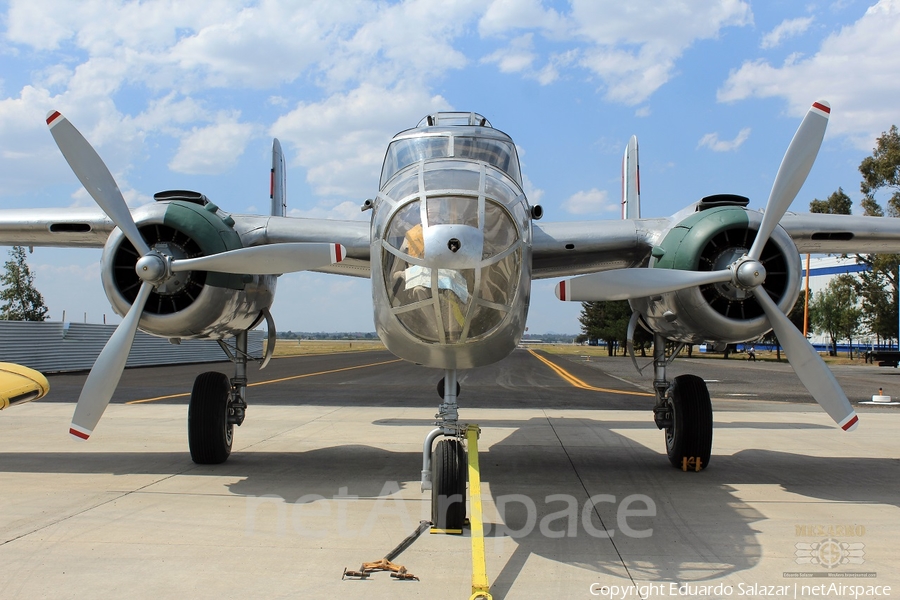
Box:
100 198 276 340
0 362 49 410
630 205 801 344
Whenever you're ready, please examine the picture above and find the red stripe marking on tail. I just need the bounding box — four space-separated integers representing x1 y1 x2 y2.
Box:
46 111 62 126
812 102 831 114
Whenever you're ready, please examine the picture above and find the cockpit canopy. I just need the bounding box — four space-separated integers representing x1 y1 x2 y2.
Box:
380 112 522 188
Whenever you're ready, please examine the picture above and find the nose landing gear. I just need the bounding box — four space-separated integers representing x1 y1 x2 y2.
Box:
421 369 467 532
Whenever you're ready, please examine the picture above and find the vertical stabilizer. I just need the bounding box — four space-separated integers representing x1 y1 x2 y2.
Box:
271 139 287 217
621 135 640 219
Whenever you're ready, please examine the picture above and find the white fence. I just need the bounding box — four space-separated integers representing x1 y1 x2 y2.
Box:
0 320 264 373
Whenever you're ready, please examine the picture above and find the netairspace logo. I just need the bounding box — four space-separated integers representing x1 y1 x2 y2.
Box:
243 483 657 540
588 582 893 599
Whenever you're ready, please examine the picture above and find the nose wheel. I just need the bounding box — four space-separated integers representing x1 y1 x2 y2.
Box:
431 438 466 531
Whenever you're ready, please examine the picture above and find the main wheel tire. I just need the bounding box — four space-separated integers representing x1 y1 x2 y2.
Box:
665 374 713 470
188 371 233 465
431 439 466 530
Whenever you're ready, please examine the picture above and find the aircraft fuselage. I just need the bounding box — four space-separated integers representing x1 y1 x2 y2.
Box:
370 112 532 369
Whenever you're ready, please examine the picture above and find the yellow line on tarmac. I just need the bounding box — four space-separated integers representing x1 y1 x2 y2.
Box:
466 425 492 600
527 349 653 397
126 358 402 404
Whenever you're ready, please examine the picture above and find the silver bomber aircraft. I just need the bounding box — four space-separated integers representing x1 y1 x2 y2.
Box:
3 103 900 530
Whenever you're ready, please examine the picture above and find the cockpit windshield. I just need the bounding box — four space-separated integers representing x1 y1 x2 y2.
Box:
380 136 521 187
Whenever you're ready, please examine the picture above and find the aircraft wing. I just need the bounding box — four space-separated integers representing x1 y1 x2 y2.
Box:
0 207 113 248
0 209 373 278
779 212 900 254
533 212 900 280
234 214 371 278
531 218 668 279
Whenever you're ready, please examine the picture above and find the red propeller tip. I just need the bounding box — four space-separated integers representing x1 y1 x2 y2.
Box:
840 414 858 431
811 101 830 116
69 426 91 440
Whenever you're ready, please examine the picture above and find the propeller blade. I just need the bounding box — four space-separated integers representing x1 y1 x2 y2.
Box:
170 243 345 275
69 282 153 440
556 268 732 302
748 101 830 261
753 286 858 431
46 111 151 257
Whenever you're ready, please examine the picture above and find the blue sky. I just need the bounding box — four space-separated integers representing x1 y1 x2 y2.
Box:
1 0 899 334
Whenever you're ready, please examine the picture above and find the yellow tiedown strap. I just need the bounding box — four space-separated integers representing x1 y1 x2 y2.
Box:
466 424 492 600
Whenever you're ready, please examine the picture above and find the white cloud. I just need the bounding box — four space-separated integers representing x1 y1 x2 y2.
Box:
479 0 568 37
761 16 814 49
521 173 544 205
168 1 357 89
321 0 477 89
718 0 900 148
562 188 617 215
482 36 577 85
478 0 752 105
698 127 751 152
272 83 449 200
482 34 538 74
288 201 366 222
572 0 752 105
169 113 258 175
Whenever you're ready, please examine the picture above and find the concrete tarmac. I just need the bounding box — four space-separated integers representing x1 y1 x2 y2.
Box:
1 349 898 599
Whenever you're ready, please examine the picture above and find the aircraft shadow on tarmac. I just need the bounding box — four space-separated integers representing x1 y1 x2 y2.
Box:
2 416 896 592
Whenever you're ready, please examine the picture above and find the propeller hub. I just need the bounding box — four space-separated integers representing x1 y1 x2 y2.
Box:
735 258 766 289
135 253 168 285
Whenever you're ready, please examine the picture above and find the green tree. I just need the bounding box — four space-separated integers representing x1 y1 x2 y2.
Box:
855 126 900 347
0 246 49 321
578 300 632 356
856 273 894 346
809 187 852 215
809 274 862 357
860 125 900 216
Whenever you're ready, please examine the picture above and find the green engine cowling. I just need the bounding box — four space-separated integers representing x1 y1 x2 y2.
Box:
629 205 801 344
100 199 276 340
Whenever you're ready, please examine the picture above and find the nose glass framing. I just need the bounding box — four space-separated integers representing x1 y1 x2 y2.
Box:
380 163 523 345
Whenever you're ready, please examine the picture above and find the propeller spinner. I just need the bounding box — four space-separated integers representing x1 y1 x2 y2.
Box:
47 111 345 440
556 101 858 431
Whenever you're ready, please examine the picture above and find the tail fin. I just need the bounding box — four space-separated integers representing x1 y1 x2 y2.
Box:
270 139 286 217
621 135 640 219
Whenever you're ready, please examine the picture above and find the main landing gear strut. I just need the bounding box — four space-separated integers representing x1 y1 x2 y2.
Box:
421 369 467 532
188 321 274 464
649 333 713 470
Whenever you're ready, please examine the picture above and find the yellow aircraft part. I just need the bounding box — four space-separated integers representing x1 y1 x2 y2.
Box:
0 362 50 410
